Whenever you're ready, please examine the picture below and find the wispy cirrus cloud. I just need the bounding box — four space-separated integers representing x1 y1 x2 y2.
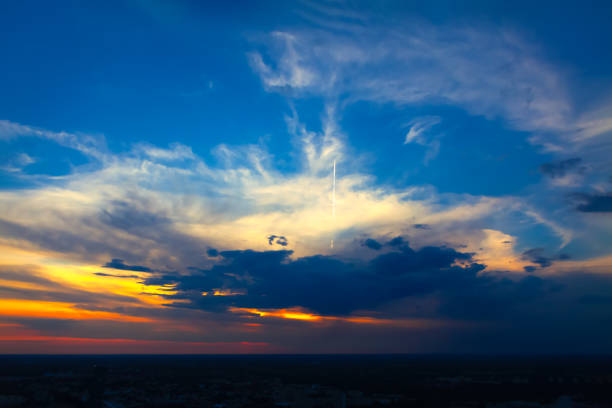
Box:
404 116 442 163
245 7 612 261
0 116 517 264
248 8 612 197
0 119 106 160
249 22 572 135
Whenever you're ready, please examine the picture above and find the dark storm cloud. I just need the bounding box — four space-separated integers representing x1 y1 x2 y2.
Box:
438 272 612 353
521 248 570 270
570 192 612 212
386 236 406 247
539 157 585 178
94 272 140 279
103 258 152 273
143 241 487 316
267 235 288 246
436 275 555 321
206 248 219 257
370 245 473 276
363 238 382 250
413 224 431 230
133 237 612 353
521 248 554 268
365 236 409 250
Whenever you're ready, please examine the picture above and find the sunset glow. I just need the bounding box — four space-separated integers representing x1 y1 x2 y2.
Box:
1 0 611 354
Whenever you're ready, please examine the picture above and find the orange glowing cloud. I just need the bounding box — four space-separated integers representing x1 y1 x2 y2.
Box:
0 245 180 309
201 289 247 296
231 307 320 321
0 299 154 323
229 307 460 328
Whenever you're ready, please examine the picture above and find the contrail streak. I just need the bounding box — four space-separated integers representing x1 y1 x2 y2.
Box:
331 160 336 249
332 160 336 218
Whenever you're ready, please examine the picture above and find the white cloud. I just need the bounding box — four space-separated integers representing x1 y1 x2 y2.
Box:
2 17 605 273
0 119 106 159
405 117 440 144
248 23 572 134
0 153 36 173
248 32 316 90
404 116 442 164
137 143 196 162
524 209 573 249
15 153 35 167
245 12 612 260
248 14 612 174
0 116 533 271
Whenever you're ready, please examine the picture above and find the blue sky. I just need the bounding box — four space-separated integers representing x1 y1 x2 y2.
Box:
0 0 611 353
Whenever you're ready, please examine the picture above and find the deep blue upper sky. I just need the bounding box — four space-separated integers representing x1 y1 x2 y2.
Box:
1 0 611 193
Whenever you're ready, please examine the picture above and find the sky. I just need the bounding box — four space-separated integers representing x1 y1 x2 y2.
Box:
0 0 611 354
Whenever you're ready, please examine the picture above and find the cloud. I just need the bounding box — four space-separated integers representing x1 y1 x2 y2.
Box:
539 158 587 187
246 15 612 255
521 248 570 270
133 239 612 353
248 32 316 90
136 143 196 162
249 9 612 189
570 192 612 212
363 238 382 250
0 110 527 270
1 153 36 173
0 218 140 263
102 259 152 273
0 119 106 159
0 265 145 307
404 117 441 144
370 245 474 277
573 102 612 141
0 132 609 351
404 116 442 163
540 158 585 178
386 236 406 247
524 210 573 249
93 272 140 279
522 248 554 268
143 241 489 316
413 224 430 230
267 235 288 246
15 153 35 166
249 22 572 135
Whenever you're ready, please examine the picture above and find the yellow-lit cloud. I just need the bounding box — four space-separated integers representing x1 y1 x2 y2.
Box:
229 307 467 329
